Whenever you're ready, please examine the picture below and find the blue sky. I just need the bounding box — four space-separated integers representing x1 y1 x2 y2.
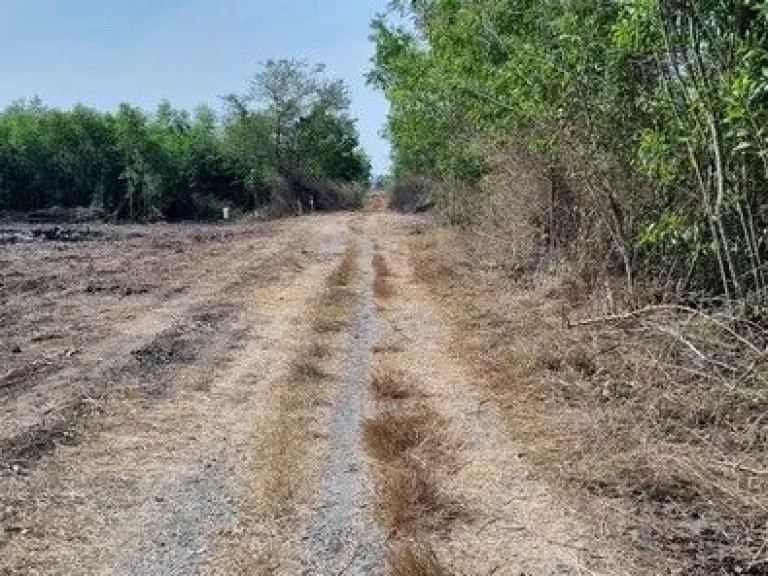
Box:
0 0 391 174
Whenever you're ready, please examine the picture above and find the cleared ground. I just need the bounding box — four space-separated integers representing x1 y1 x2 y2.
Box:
1 217 352 574
1 210 699 575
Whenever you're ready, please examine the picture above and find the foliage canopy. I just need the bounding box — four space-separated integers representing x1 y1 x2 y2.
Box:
0 60 371 220
371 0 768 304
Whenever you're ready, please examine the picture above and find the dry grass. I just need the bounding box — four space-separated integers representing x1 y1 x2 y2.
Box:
378 459 458 532
312 242 360 335
373 341 406 355
409 227 768 575
371 366 411 400
312 316 347 334
389 542 453 576
307 341 330 359
328 242 360 288
215 237 364 572
259 350 328 515
366 240 454 575
292 357 327 382
373 252 392 278
363 406 443 463
374 253 395 300
363 404 460 540
256 239 361 518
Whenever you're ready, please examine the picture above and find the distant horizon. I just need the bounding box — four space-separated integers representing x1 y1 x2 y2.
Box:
0 0 391 175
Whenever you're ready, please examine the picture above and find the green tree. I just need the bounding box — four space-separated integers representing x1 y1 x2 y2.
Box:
0 59 371 220
371 0 768 303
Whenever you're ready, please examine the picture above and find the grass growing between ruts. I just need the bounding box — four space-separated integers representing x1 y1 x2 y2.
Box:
221 239 362 572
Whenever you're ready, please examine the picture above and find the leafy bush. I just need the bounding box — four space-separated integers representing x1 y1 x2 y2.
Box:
370 0 768 305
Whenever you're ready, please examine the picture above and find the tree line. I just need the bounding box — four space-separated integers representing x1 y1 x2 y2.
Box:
0 59 371 221
370 0 768 307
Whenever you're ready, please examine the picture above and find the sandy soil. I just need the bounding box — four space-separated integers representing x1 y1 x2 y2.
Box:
1 211 633 575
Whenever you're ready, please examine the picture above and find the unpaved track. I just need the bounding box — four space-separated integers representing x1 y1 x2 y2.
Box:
301 234 385 574
2 211 629 575
366 214 630 575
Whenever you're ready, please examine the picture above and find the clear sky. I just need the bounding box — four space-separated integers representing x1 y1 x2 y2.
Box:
0 0 391 174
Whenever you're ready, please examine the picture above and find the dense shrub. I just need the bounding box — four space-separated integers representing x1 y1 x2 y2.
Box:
389 177 434 213
371 0 768 305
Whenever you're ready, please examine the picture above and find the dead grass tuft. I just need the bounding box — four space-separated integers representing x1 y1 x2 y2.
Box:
328 242 360 288
389 542 453 576
379 458 459 532
307 341 330 359
372 367 411 400
374 253 395 299
374 341 406 355
292 357 327 382
312 315 347 334
363 403 460 537
374 252 392 277
363 407 443 463
312 241 360 334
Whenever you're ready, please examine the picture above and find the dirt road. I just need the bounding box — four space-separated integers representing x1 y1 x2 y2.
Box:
1 212 628 575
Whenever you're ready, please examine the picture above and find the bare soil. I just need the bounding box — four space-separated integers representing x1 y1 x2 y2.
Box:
3 208 738 575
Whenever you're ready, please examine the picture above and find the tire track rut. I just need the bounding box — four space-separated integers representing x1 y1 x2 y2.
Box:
301 234 385 575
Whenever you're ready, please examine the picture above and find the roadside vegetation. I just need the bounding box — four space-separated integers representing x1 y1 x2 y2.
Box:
371 1 768 573
0 59 370 221
371 0 768 306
